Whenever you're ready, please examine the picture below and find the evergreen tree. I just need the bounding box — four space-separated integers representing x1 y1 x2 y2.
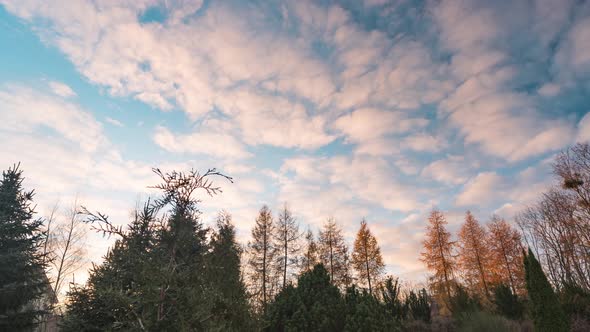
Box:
524 248 569 331
457 211 492 300
449 284 480 317
344 286 395 331
0 164 49 331
493 283 523 320
420 209 456 311
406 288 431 323
318 218 350 289
300 229 319 273
351 219 384 295
273 204 300 289
207 211 253 330
62 168 234 331
248 205 278 313
381 277 407 323
265 264 345 331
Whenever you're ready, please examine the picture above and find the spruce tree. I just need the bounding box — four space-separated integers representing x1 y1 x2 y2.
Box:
207 211 253 330
62 168 233 331
524 248 569 331
0 164 49 331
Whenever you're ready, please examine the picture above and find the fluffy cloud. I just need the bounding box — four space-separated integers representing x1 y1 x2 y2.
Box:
422 155 474 185
49 81 76 98
0 85 105 152
455 172 504 206
2 0 589 281
153 125 252 159
278 154 425 231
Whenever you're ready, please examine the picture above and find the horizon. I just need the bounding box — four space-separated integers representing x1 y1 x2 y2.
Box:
1 0 590 288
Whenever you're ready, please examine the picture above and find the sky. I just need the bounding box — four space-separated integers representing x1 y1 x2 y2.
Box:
0 0 590 284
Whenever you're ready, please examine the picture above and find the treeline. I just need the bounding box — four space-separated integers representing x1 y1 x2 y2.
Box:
1 143 590 331
420 143 590 331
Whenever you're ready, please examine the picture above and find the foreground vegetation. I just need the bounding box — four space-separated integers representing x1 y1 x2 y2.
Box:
1 143 590 331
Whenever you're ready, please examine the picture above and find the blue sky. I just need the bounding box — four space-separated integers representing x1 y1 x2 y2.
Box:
1 0 590 283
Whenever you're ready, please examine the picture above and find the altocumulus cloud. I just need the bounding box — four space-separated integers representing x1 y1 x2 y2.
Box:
1 0 590 280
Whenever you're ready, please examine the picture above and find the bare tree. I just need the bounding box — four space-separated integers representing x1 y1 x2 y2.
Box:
318 217 350 290
517 143 590 291
300 228 319 273
247 205 277 313
45 200 87 301
273 203 301 289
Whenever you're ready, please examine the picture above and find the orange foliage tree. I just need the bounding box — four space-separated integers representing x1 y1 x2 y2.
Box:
457 211 493 300
421 209 457 307
487 216 525 295
351 219 384 295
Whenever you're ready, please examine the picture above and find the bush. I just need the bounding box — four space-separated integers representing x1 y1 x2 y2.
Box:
450 285 480 317
560 283 590 331
457 311 520 332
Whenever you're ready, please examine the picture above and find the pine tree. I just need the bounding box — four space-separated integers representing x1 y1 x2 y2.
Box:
247 205 277 313
0 164 49 330
351 219 384 295
420 209 456 310
487 216 525 295
273 204 300 289
457 211 492 300
318 218 350 289
524 248 569 332
300 229 319 273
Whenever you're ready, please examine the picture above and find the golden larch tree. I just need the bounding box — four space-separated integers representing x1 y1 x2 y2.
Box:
318 217 350 289
457 211 493 300
247 205 277 313
421 209 457 307
300 228 319 273
351 219 384 295
488 216 525 295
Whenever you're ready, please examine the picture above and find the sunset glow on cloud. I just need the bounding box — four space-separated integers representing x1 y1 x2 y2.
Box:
1 0 589 282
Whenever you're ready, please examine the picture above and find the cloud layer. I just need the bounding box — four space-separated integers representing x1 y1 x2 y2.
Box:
1 0 590 281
